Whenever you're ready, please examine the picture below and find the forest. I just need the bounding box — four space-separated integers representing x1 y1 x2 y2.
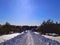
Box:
37 19 60 35
0 22 37 35
0 19 60 35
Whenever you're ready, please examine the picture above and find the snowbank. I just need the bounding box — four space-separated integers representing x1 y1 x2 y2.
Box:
42 35 60 43
0 31 25 43
0 33 20 43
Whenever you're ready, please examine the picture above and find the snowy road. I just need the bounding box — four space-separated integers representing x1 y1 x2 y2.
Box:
26 31 34 45
0 30 60 45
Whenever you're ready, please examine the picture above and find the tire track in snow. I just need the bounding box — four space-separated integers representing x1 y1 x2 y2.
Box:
26 31 35 45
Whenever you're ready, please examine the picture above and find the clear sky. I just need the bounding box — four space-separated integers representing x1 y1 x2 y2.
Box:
0 0 60 26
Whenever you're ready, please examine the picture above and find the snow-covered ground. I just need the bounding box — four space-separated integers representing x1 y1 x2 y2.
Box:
34 32 60 43
0 32 25 43
42 35 60 43
0 31 60 45
0 33 20 43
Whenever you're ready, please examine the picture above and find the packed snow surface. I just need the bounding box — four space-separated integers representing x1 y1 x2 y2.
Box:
0 30 60 45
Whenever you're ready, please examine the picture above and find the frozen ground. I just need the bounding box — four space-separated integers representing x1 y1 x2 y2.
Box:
0 31 60 45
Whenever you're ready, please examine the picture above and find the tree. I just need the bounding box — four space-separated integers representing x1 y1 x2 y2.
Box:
3 22 11 34
37 19 60 34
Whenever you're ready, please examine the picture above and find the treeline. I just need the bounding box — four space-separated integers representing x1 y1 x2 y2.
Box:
37 19 60 35
0 19 60 35
0 22 37 35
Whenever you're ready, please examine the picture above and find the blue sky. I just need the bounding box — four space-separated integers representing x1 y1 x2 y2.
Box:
0 0 60 25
